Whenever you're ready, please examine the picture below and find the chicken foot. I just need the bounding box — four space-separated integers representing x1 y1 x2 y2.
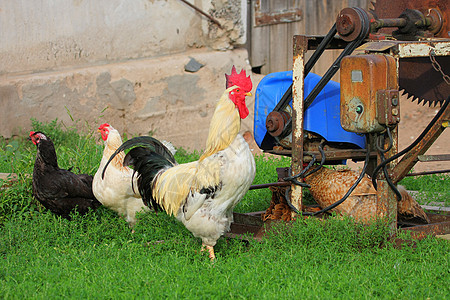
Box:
201 244 216 260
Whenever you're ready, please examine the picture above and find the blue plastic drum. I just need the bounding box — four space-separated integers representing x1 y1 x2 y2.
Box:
254 71 365 150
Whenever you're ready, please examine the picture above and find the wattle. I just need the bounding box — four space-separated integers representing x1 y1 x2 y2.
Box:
237 102 249 119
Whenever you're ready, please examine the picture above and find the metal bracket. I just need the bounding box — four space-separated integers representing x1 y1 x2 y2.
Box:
377 89 401 126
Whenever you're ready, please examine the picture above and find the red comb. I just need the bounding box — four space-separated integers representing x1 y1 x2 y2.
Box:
225 66 252 92
98 123 110 130
29 131 35 137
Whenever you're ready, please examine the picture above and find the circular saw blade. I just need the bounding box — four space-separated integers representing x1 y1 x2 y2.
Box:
399 56 450 106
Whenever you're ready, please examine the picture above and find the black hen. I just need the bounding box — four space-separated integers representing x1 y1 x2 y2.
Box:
30 131 101 219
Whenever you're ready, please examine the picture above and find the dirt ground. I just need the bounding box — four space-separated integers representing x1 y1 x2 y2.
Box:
246 93 449 174
395 95 449 173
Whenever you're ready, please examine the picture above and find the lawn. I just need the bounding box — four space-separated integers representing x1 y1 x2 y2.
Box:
0 119 449 299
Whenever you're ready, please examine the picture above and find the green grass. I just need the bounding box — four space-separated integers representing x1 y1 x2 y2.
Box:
1 211 449 299
0 120 449 298
0 119 104 223
400 174 450 206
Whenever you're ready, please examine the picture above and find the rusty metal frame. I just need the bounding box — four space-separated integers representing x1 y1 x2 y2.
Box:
227 211 450 242
227 39 450 242
392 104 450 183
289 35 308 217
290 35 401 230
399 213 450 239
360 40 450 184
286 37 450 232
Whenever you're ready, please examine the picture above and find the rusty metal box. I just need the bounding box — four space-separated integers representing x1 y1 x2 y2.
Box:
340 54 398 133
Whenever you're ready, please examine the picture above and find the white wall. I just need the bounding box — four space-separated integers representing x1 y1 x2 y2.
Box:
0 0 252 150
0 0 247 75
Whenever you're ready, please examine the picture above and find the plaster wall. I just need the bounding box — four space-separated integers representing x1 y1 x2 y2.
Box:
0 48 257 150
0 0 252 151
0 0 247 75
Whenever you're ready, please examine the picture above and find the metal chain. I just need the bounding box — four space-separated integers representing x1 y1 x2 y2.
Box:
429 50 450 85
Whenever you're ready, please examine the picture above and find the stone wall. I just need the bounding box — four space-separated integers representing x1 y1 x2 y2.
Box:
0 0 253 150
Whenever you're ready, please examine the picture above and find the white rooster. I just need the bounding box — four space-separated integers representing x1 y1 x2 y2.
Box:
102 66 256 259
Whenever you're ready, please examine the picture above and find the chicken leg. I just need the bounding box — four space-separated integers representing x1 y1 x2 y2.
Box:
201 244 216 260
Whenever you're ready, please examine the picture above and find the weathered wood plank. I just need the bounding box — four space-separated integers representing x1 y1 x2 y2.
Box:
269 23 289 72
421 205 450 213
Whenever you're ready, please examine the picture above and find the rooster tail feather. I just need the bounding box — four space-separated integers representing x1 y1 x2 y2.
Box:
101 136 176 179
119 136 176 163
101 136 177 211
127 148 174 210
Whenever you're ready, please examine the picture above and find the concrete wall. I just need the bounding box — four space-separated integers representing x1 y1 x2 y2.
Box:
0 48 255 149
0 0 253 150
0 0 247 75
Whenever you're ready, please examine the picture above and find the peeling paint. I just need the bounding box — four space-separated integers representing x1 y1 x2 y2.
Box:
290 52 305 215
397 41 450 57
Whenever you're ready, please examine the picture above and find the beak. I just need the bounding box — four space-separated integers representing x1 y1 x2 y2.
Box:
245 92 252 96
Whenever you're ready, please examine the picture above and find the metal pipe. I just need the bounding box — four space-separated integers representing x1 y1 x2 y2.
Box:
249 181 290 190
373 18 407 29
405 169 450 177
179 0 223 29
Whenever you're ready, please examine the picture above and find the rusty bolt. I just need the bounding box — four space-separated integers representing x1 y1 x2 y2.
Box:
392 108 399 116
337 14 355 36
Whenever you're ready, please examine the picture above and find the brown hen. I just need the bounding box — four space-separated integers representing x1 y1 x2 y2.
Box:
303 167 429 224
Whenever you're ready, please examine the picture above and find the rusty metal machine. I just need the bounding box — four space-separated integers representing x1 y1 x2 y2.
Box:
229 0 450 239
